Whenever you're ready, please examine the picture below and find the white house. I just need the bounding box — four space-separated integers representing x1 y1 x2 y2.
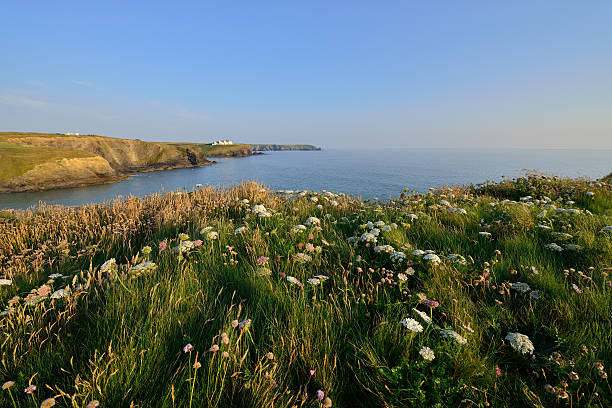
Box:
212 139 233 145
65 132 80 136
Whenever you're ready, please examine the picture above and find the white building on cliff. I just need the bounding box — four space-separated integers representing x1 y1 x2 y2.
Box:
212 140 233 145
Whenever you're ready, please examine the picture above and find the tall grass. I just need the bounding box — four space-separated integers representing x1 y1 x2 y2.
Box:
0 175 610 407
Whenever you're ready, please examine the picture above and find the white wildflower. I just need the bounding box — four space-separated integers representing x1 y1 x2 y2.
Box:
511 282 531 294
390 251 406 263
419 346 435 361
505 332 535 355
440 329 467 344
401 318 423 333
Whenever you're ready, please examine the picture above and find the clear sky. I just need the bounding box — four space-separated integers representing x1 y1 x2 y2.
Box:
1 1 611 148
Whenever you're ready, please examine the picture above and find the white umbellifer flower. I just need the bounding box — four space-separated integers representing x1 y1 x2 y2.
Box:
440 199 451 207
374 221 386 227
401 318 424 333
307 278 321 285
241 199 250 204
529 290 541 300
129 261 158 275
374 245 394 253
370 228 380 236
397 273 408 281
291 224 307 233
304 217 321 226
545 243 564 252
0 279 12 286
100 258 117 273
365 221 374 229
286 276 301 285
310 196 318 202
505 332 535 355
256 267 272 277
360 232 377 243
537 210 547 218
478 231 492 237
50 288 70 299
207 231 219 240
419 346 435 361
347 236 358 243
586 191 595 196
234 226 247 234
49 273 67 279
446 254 467 265
175 240 195 253
412 308 431 323
330 200 339 206
258 211 272 218
423 254 441 264
382 225 391 231
252 204 267 214
200 226 214 234
293 253 312 264
411 249 425 256
519 196 532 201
407 214 419 220
538 224 552 229
390 251 406 263
511 282 531 294
440 329 467 344
566 209 580 214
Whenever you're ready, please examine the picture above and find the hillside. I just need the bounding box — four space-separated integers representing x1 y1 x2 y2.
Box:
169 142 252 158
250 144 321 151
0 174 609 407
0 132 217 193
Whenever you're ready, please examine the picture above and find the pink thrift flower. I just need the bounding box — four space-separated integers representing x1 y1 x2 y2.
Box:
309 369 315 376
257 256 269 265
495 365 502 377
159 241 167 252
308 233 314 240
317 390 325 400
194 239 203 247
183 343 193 353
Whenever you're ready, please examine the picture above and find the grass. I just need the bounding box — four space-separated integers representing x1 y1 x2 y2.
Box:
169 143 251 156
0 174 610 407
0 142 94 180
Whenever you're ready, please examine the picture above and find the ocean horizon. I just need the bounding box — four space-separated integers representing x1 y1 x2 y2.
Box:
1 147 610 210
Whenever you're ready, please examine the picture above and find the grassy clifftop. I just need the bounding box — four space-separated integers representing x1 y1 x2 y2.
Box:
0 174 610 407
0 132 219 192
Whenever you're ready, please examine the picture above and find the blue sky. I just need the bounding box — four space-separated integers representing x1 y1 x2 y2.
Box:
1 1 611 148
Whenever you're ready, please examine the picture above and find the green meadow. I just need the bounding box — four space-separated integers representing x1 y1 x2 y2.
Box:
0 174 610 407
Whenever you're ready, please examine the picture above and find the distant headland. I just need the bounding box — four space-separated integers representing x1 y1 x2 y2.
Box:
0 132 319 193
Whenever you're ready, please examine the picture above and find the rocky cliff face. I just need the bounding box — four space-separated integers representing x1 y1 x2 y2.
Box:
249 144 321 151
1 133 214 193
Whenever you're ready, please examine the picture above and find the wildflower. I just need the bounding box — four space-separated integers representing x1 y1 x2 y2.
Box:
24 384 36 394
564 244 582 251
446 253 467 265
183 343 194 353
412 308 431 324
209 344 219 352
305 243 315 252
317 390 325 400
238 319 252 330
397 273 408 281
419 346 435 361
495 365 502 377
86 401 100 408
360 232 377 243
406 214 419 220
234 226 247 234
374 244 394 253
568 371 579 381
257 256 269 265
41 398 56 408
323 397 333 407
200 226 214 234
510 282 531 294
231 320 239 328
36 284 52 297
304 216 321 226
178 233 189 241
401 318 423 332
256 267 272 277
141 246 152 256
48 273 67 279
291 224 307 233
440 329 467 344
2 381 14 390
423 254 441 264
287 276 302 286
571 283 582 294
159 241 167 252
222 351 230 358
586 191 595 196
100 258 117 273
478 231 492 237
207 231 219 240
545 243 564 252
529 290 541 300
505 332 535 355
405 267 416 276
51 288 70 299
293 253 312 264
390 251 406 263
309 369 315 376
423 300 439 308
266 352 274 360
307 278 321 285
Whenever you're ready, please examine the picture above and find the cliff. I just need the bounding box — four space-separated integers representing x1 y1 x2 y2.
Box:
249 144 321 151
0 132 214 193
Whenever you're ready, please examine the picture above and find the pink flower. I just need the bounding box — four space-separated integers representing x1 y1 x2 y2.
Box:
305 243 315 252
159 241 167 252
183 343 193 353
309 369 315 376
423 300 439 308
194 239 203 247
308 233 314 240
24 384 36 394
298 243 304 249
317 390 325 400
257 256 269 265
495 365 502 377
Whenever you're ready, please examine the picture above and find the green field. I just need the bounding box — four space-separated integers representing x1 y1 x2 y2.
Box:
0 141 94 180
169 142 251 156
0 174 610 407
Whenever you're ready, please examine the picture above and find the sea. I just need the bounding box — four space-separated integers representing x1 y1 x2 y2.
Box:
1 148 610 210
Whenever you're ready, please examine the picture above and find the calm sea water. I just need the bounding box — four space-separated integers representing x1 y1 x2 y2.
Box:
1 148 610 210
